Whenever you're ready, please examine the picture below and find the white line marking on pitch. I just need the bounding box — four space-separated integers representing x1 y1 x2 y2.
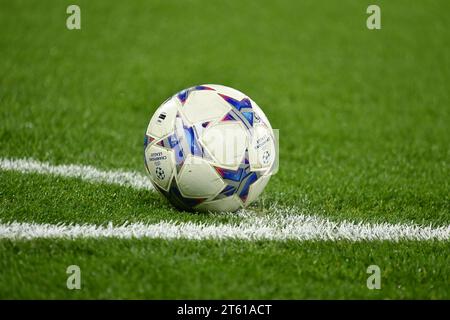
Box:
1 157 449 241
0 158 153 190
0 214 448 241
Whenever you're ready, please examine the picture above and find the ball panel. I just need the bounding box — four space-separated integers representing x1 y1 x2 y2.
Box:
248 123 276 172
180 90 230 124
245 174 271 206
144 144 175 191
177 155 225 198
146 97 179 139
200 122 248 169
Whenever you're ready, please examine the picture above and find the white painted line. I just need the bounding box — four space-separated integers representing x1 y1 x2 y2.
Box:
1 157 449 241
0 213 448 241
0 158 153 190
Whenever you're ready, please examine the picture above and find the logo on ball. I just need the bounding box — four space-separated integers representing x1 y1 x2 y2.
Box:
262 151 270 164
155 167 165 180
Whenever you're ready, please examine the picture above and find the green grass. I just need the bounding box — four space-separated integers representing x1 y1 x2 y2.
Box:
1 240 449 299
0 0 449 298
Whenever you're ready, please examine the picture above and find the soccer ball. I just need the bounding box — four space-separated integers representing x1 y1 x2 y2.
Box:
144 84 276 212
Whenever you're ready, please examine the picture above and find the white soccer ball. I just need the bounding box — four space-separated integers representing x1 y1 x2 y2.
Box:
144 84 276 212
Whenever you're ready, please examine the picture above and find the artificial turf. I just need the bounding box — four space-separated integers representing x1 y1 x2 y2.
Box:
0 0 449 298
1 240 449 299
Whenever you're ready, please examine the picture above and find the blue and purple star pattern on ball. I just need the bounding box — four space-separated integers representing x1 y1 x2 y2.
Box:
218 94 255 130
213 149 261 204
155 131 184 172
144 135 155 148
153 179 207 211
154 113 212 171
150 113 215 210
212 94 263 204
177 85 215 105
